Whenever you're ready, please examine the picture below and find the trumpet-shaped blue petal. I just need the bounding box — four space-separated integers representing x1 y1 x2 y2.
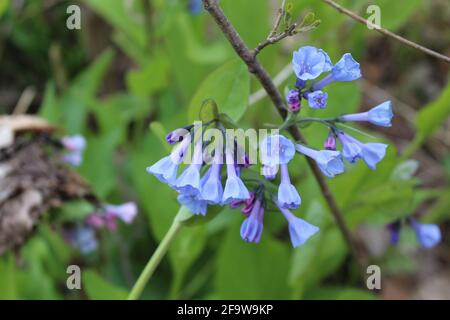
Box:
200 164 223 204
340 101 393 127
146 156 179 186
277 164 301 209
278 206 319 248
260 134 296 166
240 199 264 243
411 219 442 249
262 164 279 180
360 143 388 170
331 53 361 82
178 193 208 216
175 165 201 195
293 46 332 80
306 90 328 109
296 144 344 178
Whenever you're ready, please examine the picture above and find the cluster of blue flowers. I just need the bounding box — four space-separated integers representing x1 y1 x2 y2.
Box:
146 45 398 249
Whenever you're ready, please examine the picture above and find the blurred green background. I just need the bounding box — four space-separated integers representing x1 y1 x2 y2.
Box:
0 0 449 300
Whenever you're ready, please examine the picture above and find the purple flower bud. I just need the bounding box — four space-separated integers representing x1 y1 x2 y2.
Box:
165 128 189 144
386 221 401 245
286 89 301 113
86 213 105 229
295 78 306 89
324 132 337 151
240 198 264 243
241 193 256 215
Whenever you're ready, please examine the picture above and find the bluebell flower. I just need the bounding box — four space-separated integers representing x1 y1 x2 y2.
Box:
337 132 387 170
240 198 264 243
286 89 301 112
178 193 208 216
340 101 393 127
262 164 279 180
296 144 344 178
313 53 361 90
292 46 332 81
200 164 223 204
104 202 138 224
67 225 98 254
188 0 202 15
278 164 301 209
147 135 192 186
305 90 328 109
175 139 204 195
410 219 442 249
278 205 319 248
260 134 296 166
295 78 306 89
61 134 86 167
222 148 250 204
387 221 401 245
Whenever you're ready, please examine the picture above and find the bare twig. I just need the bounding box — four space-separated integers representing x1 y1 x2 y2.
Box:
269 0 286 38
254 24 297 56
321 0 450 64
203 0 366 270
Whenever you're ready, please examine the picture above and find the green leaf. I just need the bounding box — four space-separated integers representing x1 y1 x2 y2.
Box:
414 82 450 147
0 254 17 299
215 222 291 299
188 60 250 123
54 201 95 222
82 270 128 300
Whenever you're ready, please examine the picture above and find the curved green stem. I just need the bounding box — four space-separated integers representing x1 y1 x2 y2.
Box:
127 209 184 300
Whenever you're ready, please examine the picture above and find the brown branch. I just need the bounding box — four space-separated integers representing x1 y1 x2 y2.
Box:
202 0 366 269
321 0 450 64
254 24 297 56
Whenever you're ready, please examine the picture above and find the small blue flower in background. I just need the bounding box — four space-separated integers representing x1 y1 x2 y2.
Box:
340 101 393 127
305 90 328 109
104 202 138 224
61 134 86 167
286 89 301 112
277 164 301 209
278 204 319 248
178 193 208 216
337 132 387 170
410 219 442 249
293 46 332 81
260 134 296 166
187 0 202 15
296 144 344 178
66 225 98 254
240 198 264 243
222 148 250 204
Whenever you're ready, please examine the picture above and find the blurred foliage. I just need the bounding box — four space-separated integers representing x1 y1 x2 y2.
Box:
0 0 448 300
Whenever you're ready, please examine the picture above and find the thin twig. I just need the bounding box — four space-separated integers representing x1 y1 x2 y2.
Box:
254 24 297 56
321 0 450 64
269 0 286 38
203 0 366 270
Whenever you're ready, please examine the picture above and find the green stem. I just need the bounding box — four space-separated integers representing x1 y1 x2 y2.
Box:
127 210 184 300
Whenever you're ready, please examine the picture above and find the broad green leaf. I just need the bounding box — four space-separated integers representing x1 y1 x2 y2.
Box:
54 201 95 222
216 222 291 299
82 270 128 300
188 60 250 122
0 254 17 299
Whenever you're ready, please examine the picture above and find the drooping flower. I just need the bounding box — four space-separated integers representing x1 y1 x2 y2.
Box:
260 134 296 167
324 131 337 151
292 46 332 81
278 205 319 248
277 164 301 209
410 219 442 249
240 198 264 243
262 164 279 180
286 89 301 112
61 134 86 167
313 53 361 90
147 133 192 186
200 164 223 205
104 202 138 224
177 192 208 216
175 138 204 195
305 90 328 109
296 144 344 178
337 132 387 170
222 147 250 204
340 101 393 127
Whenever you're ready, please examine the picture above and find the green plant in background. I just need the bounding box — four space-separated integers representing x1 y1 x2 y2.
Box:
0 0 449 300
